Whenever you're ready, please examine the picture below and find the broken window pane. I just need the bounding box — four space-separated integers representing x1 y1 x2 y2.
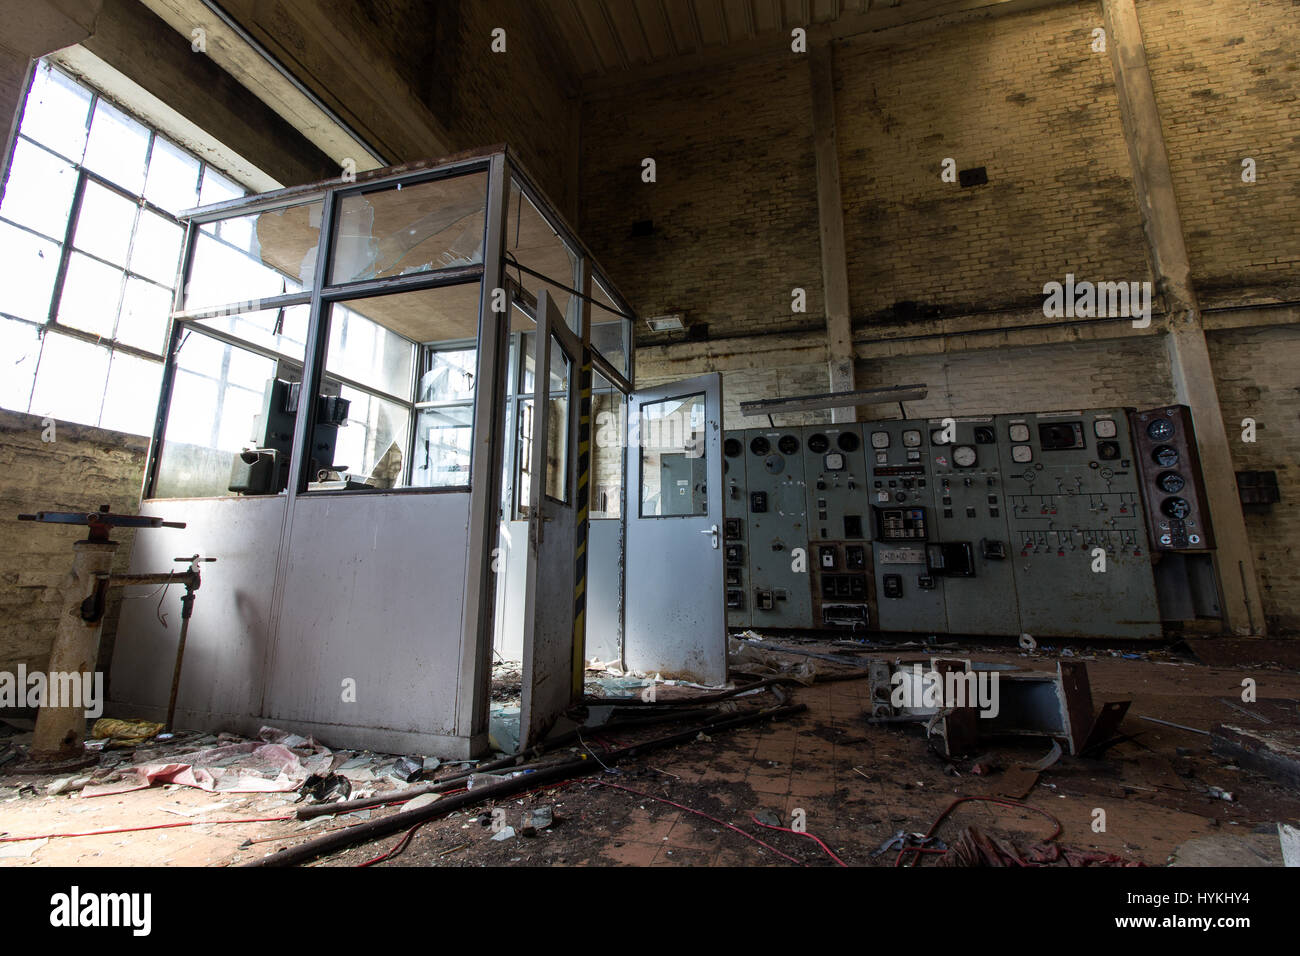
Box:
185 201 322 312
505 178 579 332
330 170 487 284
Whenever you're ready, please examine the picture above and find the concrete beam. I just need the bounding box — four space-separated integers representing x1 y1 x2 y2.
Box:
1103 0 1265 636
808 41 856 423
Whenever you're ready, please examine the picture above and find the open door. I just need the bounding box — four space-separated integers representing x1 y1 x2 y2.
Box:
518 291 582 750
625 373 727 684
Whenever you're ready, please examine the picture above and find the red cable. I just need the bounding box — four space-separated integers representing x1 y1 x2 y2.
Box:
591 780 806 866
895 795 1063 868
749 814 848 866
0 814 294 842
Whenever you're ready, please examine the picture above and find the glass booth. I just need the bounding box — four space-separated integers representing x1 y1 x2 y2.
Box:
110 148 637 757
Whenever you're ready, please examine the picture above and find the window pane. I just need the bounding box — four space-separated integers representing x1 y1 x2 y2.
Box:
29 332 110 426
57 252 123 337
153 331 280 498
418 347 475 403
1 138 77 240
194 303 308 360
18 64 91 162
199 166 243 206
591 319 628 380
544 338 570 503
326 300 416 398
99 351 163 434
73 181 136 267
639 394 707 517
82 99 149 194
0 222 60 321
129 210 184 285
505 178 579 331
185 202 322 311
332 385 411 488
330 171 487 283
413 403 471 488
116 277 172 353
591 388 624 518
144 137 200 214
0 317 42 412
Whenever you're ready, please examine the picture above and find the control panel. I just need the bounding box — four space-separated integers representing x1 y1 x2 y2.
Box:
810 540 873 629
1129 405 1215 552
996 409 1160 639
723 435 750 628
745 429 812 628
927 416 1019 636
803 426 868 542
866 420 946 633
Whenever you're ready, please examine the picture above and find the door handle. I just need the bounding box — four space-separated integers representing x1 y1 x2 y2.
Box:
699 524 719 549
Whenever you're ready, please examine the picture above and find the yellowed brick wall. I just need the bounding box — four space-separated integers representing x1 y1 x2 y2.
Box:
1206 324 1300 631
580 54 825 345
0 409 147 678
1142 0 1300 307
835 2 1150 325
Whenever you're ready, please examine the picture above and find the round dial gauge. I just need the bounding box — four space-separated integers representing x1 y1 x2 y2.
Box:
1011 444 1033 464
750 436 770 456
1161 496 1192 519
902 429 922 447
931 429 951 446
807 433 829 454
1153 445 1179 467
1146 418 1175 441
724 437 742 458
1157 471 1186 493
1094 419 1118 438
763 454 785 475
871 431 891 449
824 452 845 471
1008 423 1030 443
777 434 800 455
953 445 978 468
837 431 860 452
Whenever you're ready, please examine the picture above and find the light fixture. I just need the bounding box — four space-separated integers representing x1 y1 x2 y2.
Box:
645 313 685 332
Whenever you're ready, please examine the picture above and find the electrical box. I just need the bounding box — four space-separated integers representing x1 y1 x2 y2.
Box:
1129 405 1215 550
744 429 812 628
996 409 1160 639
723 435 750 628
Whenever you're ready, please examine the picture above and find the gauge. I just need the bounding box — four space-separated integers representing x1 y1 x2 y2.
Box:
1157 471 1186 493
1161 496 1192 519
1008 423 1030 443
902 429 922 447
763 454 784 475
807 433 829 454
837 431 860 452
953 445 978 468
871 431 891 449
1153 445 1179 467
931 429 951 446
1097 440 1120 460
973 426 995 445
1100 467 1114 480
825 452 845 471
724 437 742 458
1094 419 1118 438
1011 445 1033 464
750 436 770 456
778 434 800 455
876 451 889 464
1146 418 1175 441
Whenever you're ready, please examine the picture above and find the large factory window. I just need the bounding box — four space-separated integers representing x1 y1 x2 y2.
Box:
0 61 247 436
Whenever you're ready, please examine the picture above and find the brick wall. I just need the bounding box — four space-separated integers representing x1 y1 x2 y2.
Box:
835 1 1149 325
580 53 825 345
1142 0 1300 308
0 409 148 678
1206 325 1300 631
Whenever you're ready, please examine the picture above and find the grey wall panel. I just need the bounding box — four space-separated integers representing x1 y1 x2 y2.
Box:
745 428 813 629
110 496 287 723
265 492 470 737
586 518 622 663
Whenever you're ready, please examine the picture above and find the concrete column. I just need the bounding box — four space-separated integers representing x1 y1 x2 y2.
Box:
808 41 856 423
1103 0 1264 635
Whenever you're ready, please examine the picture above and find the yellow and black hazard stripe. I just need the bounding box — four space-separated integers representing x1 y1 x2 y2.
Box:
572 348 592 695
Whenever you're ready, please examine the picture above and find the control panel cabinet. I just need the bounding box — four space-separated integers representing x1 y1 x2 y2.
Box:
723 435 751 628
927 416 1020 636
865 419 946 633
996 409 1161 639
745 429 813 628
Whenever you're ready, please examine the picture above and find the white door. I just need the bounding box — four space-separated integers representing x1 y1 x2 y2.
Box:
518 291 582 750
624 373 727 684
